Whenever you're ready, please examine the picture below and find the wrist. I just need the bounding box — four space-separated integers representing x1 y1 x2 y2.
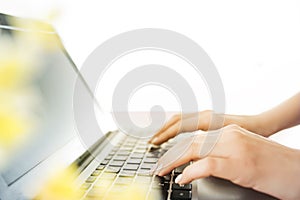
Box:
254 114 280 136
224 114 272 136
204 111 278 137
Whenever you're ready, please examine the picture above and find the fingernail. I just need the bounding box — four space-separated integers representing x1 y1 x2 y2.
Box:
175 174 182 184
152 137 158 144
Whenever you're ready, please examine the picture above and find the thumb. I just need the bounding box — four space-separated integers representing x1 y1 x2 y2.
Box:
175 157 233 185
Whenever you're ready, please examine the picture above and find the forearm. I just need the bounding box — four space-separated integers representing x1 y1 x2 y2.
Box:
221 114 264 135
256 92 300 136
220 92 300 137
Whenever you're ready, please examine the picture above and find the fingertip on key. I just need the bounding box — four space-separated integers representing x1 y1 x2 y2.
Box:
175 174 183 184
151 137 159 144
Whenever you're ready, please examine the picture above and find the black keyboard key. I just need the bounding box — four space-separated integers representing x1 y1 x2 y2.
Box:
80 182 91 190
135 176 152 183
123 143 135 147
86 176 96 183
130 153 144 158
101 159 110 165
116 151 131 156
134 149 147 153
91 170 101 176
171 190 192 200
100 173 116 180
120 146 133 150
141 163 155 170
111 149 118 152
143 157 158 163
156 175 171 183
109 160 124 167
137 169 151 176
147 151 164 158
172 183 192 190
113 155 128 161
137 141 148 145
174 163 190 174
146 153 159 158
119 170 135 177
109 151 117 156
152 182 170 190
96 165 105 170
127 158 142 164
136 146 147 150
105 155 113 160
148 145 160 151
105 166 121 173
122 143 135 147
123 164 139 170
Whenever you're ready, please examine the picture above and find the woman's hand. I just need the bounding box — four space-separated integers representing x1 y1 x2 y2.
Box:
152 124 300 200
149 93 300 145
149 110 266 145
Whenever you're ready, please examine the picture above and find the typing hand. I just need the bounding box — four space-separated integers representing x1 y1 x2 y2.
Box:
152 125 300 200
148 110 261 145
148 111 213 145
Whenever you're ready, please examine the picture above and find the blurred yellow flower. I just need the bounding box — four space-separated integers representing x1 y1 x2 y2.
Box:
0 56 28 89
33 162 158 200
114 184 155 200
0 9 61 162
0 110 30 148
0 37 37 90
0 37 39 167
80 173 156 200
0 101 34 169
34 165 83 200
8 16 60 51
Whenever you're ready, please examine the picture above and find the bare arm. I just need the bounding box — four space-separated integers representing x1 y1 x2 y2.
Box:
255 92 300 136
149 92 300 144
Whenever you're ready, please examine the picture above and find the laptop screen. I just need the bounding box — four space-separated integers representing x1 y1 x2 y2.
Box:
0 15 82 186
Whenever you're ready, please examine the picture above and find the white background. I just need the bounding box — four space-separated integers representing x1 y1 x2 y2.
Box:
1 0 300 148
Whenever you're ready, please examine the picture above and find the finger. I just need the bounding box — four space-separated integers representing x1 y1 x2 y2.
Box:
149 114 180 143
149 113 198 143
155 127 230 176
180 116 201 132
151 122 181 145
152 114 204 145
175 157 235 185
155 136 197 175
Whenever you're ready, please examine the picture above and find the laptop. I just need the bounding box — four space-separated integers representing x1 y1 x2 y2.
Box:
0 13 277 200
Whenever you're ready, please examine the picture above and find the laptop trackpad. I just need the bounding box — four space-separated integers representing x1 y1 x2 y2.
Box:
196 177 277 200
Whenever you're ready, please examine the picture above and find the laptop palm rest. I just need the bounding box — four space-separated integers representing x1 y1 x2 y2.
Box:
196 176 277 200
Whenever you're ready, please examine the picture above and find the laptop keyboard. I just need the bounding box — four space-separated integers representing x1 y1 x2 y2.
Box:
80 136 192 200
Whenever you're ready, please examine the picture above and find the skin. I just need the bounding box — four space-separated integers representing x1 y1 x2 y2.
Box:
149 93 300 144
149 92 300 200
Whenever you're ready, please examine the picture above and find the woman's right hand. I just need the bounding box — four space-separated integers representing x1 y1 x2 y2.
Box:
148 110 264 145
152 124 300 200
